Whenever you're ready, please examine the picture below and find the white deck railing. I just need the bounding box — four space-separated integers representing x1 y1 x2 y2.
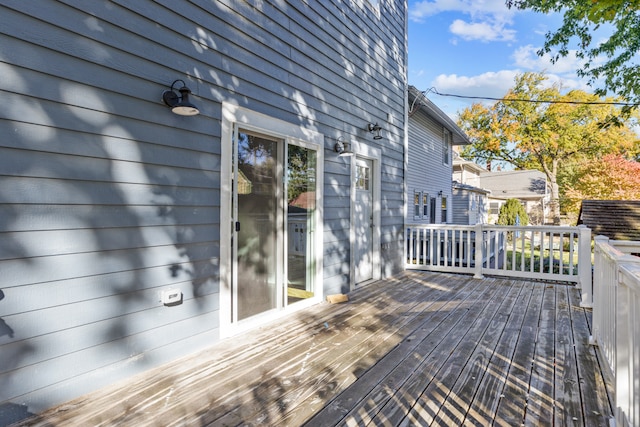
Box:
592 236 640 427
406 224 593 305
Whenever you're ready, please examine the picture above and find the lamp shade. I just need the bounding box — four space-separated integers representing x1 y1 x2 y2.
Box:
162 80 200 116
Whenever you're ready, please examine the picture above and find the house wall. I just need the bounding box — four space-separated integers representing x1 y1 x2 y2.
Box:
406 111 452 224
0 0 406 421
453 164 481 188
452 189 488 225
452 189 471 225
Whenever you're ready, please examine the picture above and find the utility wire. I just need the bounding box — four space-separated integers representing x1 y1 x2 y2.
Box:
427 87 640 107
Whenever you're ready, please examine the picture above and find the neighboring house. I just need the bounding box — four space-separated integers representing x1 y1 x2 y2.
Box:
0 1 407 422
406 86 469 225
452 152 485 189
451 152 490 225
453 154 550 225
480 170 549 224
452 181 491 225
578 200 640 241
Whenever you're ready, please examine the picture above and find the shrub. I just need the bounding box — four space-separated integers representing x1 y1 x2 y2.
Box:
497 199 529 226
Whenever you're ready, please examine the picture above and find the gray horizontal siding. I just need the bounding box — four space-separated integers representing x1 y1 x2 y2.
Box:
0 0 223 414
0 0 406 419
452 191 471 225
407 110 453 224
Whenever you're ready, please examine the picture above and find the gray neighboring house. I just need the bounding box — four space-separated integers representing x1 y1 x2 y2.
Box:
451 153 490 225
480 170 550 224
406 86 469 225
0 1 407 422
453 156 549 224
452 181 490 225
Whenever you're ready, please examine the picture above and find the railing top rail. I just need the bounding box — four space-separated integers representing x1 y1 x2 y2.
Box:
619 262 640 293
595 238 628 259
406 224 586 233
608 239 640 251
480 225 584 232
406 224 475 230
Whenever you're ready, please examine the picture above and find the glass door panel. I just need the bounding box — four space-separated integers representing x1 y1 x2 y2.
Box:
286 144 317 305
236 132 278 320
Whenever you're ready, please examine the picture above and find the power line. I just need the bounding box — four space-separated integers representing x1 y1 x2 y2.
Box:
426 87 639 107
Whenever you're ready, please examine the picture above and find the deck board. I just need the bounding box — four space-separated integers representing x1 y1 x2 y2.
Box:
401 278 512 426
433 279 525 426
493 282 545 426
524 284 556 425
464 280 532 425
14 272 614 427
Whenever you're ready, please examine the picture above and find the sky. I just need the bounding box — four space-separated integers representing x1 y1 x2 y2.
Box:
407 0 593 119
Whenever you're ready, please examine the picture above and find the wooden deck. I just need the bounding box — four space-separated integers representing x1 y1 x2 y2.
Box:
15 272 614 426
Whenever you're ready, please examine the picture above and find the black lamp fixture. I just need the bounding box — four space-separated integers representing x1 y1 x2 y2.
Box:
162 79 200 116
334 136 354 157
367 122 383 140
438 190 443 196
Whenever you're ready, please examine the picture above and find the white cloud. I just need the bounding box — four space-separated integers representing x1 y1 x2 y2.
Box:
410 0 517 43
410 0 514 22
430 67 593 111
512 44 580 74
431 70 520 99
511 45 593 91
450 19 516 42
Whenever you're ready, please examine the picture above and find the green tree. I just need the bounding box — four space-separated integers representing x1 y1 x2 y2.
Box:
458 72 639 224
506 0 640 106
497 199 529 226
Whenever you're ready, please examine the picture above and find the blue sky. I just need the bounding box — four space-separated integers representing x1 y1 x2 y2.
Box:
407 0 593 119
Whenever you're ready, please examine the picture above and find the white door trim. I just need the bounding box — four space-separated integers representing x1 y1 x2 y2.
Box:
220 102 324 338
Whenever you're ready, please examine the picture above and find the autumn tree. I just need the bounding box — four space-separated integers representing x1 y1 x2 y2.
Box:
563 154 640 213
458 72 639 224
506 0 640 106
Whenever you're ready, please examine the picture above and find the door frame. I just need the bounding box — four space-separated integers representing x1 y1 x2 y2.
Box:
349 143 381 290
220 102 324 338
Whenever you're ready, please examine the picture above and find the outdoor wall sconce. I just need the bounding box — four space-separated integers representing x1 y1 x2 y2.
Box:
162 79 200 116
334 137 354 157
367 123 383 140
438 190 443 196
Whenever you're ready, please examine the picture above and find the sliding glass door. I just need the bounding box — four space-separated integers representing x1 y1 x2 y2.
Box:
233 130 317 323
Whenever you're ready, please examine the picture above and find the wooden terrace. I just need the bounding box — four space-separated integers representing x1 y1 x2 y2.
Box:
17 272 613 426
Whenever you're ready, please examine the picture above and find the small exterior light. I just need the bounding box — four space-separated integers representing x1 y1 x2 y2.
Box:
334 137 354 157
367 123 383 140
162 79 200 116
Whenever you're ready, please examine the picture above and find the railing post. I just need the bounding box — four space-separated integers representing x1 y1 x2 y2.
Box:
590 235 609 345
577 225 593 307
615 261 640 427
473 224 484 279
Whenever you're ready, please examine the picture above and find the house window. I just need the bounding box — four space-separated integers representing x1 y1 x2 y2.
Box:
490 202 500 215
441 196 448 223
422 193 429 218
356 165 370 190
413 191 421 219
443 129 451 165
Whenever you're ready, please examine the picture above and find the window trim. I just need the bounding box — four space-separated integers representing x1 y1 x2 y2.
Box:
413 190 421 219
443 129 451 166
441 196 448 223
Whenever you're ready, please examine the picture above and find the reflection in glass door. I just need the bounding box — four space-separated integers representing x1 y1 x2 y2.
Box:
235 132 279 321
233 131 317 323
286 145 316 305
